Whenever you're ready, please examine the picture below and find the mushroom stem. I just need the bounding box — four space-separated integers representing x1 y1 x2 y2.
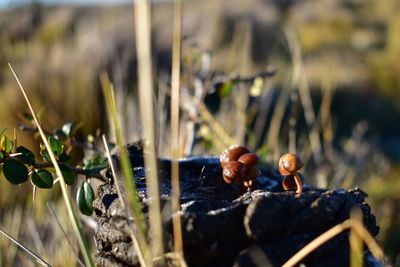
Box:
294 173 303 194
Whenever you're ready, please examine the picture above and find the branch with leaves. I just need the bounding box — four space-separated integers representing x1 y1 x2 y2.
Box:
0 122 109 216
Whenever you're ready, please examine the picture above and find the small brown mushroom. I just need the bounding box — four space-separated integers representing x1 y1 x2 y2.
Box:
220 145 262 193
238 153 260 166
220 145 250 168
278 153 304 193
222 161 246 184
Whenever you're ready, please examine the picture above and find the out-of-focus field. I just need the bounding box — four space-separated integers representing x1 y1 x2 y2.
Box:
0 0 399 266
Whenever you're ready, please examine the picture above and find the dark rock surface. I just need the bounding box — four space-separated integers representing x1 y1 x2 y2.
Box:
93 144 382 267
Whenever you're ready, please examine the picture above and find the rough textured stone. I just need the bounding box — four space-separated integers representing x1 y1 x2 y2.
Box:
93 144 382 267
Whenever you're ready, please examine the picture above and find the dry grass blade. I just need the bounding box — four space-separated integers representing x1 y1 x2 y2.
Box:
102 135 126 210
27 218 46 261
134 0 164 260
318 61 336 164
350 217 385 261
285 28 322 164
198 102 236 147
282 220 351 267
170 0 184 258
47 204 85 267
265 82 290 160
350 211 364 267
3 202 22 265
102 134 147 267
8 63 94 267
283 214 386 267
100 74 150 266
0 226 51 267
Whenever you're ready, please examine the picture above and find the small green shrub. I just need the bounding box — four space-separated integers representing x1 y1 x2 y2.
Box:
0 123 108 216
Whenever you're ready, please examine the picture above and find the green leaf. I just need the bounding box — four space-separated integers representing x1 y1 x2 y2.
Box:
59 164 76 185
15 146 35 165
31 169 53 189
3 158 28 185
48 136 63 156
58 152 72 163
0 151 4 160
83 163 107 177
4 139 13 153
77 181 95 216
40 149 51 162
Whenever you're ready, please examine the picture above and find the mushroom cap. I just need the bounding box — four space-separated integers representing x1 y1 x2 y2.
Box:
222 161 246 184
278 153 304 175
238 153 260 166
220 145 250 168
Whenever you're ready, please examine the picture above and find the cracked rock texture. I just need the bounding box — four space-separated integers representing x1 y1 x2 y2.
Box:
93 144 381 267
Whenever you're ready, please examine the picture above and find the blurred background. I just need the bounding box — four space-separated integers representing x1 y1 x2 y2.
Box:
0 0 399 266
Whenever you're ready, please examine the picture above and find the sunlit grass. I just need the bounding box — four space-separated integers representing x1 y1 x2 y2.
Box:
100 73 149 266
9 63 94 267
170 0 184 259
134 0 164 263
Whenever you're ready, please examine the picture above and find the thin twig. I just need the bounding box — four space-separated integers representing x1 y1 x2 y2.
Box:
18 124 53 136
27 218 47 261
18 124 102 152
47 204 85 267
31 162 108 182
0 226 51 267
211 69 276 88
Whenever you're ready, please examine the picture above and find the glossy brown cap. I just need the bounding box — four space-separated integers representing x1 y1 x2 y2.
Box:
222 161 246 184
220 145 250 168
278 153 304 176
238 153 260 166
